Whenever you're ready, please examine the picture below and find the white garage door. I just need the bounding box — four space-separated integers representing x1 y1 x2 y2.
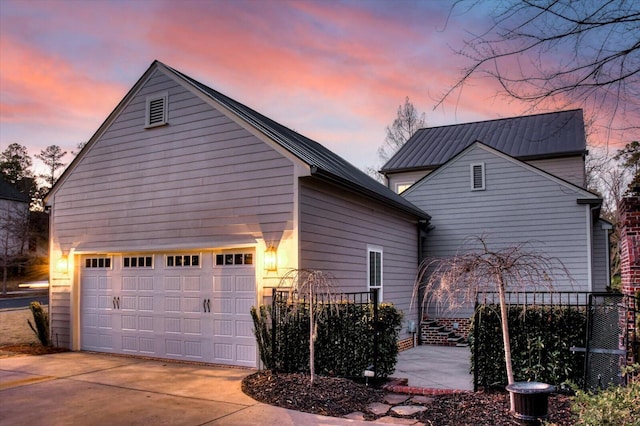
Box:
80 251 257 367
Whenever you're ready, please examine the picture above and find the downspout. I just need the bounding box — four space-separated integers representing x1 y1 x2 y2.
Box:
585 204 593 292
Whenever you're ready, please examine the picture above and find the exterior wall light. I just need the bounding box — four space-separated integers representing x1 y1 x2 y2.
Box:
56 255 69 274
264 245 277 272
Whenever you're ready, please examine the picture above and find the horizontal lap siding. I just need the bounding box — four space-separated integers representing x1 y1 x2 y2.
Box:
405 145 591 294
53 70 294 251
299 179 419 314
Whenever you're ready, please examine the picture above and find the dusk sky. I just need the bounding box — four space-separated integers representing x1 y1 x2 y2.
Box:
0 0 634 177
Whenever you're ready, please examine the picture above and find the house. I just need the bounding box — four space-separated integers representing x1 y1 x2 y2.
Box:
381 111 611 339
0 177 30 259
44 61 430 367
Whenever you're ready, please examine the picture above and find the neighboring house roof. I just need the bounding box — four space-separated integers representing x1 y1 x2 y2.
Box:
381 109 587 173
0 178 29 203
48 61 429 221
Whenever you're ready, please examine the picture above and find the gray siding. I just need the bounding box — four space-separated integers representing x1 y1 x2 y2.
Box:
49 288 71 348
404 144 594 301
387 155 585 194
53 70 295 251
50 69 295 347
528 156 585 188
299 178 419 319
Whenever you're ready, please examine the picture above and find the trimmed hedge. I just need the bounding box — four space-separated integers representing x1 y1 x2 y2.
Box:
251 301 402 378
471 304 587 388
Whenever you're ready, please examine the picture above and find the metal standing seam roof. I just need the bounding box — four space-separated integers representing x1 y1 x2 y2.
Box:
164 63 429 220
381 109 587 173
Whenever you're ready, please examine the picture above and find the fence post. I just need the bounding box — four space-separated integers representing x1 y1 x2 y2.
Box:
582 293 593 391
372 288 379 378
474 294 479 392
271 287 277 374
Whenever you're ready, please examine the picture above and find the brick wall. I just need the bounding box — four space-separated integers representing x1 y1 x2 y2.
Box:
619 196 640 296
419 317 471 346
397 336 415 352
618 195 640 364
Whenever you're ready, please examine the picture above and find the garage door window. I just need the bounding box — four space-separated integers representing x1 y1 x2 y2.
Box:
123 256 153 268
166 254 200 267
84 257 112 269
215 252 253 266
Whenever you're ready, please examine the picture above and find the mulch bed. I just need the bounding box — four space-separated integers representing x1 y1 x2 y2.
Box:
0 344 69 358
242 371 576 425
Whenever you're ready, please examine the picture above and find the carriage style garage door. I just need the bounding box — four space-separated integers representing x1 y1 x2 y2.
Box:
80 251 257 367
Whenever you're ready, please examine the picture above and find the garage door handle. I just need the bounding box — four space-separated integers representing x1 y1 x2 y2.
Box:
203 299 211 313
207 299 211 313
113 297 116 309
116 297 120 310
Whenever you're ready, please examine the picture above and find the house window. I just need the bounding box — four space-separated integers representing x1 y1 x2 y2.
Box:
215 252 253 266
367 245 383 301
470 163 485 191
395 182 414 194
166 254 200 268
123 256 153 268
84 257 112 269
145 92 168 128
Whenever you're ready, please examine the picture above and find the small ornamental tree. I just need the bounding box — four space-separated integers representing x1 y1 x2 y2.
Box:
277 269 340 385
414 236 571 412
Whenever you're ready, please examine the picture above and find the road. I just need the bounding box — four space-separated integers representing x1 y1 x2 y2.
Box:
0 294 49 310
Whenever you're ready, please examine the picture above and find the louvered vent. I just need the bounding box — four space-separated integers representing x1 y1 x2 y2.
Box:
471 163 485 190
145 93 168 127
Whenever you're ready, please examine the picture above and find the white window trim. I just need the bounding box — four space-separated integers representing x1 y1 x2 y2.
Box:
367 245 383 301
470 163 486 191
395 181 414 194
145 92 168 128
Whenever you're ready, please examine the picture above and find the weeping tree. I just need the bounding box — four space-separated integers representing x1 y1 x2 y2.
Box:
413 236 571 412
277 269 340 385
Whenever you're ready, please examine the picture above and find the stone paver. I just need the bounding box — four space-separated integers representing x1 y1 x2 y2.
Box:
367 402 391 415
384 393 409 405
409 395 435 404
343 411 366 421
374 416 422 425
391 405 428 416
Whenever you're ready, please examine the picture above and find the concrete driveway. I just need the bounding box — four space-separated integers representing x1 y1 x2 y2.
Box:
0 352 400 426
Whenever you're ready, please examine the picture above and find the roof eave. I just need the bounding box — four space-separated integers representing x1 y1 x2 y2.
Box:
309 166 431 221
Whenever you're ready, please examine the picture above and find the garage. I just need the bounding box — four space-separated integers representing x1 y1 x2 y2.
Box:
80 250 257 367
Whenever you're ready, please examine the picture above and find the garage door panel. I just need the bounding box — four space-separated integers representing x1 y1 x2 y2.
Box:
81 252 257 367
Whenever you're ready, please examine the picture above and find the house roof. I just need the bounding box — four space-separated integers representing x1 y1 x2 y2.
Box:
381 109 587 173
0 177 29 203
162 62 430 220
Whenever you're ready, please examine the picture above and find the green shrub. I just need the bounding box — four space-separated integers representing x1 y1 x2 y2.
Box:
251 300 402 378
572 364 640 425
27 301 51 346
470 304 587 387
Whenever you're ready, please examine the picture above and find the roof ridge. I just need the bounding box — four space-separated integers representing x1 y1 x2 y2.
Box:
415 109 582 132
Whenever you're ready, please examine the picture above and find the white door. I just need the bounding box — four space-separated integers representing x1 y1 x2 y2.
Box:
80 251 257 367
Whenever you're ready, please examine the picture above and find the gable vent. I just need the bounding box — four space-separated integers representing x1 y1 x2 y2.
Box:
145 93 168 128
471 163 485 190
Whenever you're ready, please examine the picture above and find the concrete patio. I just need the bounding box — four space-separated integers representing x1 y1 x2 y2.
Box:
393 344 473 391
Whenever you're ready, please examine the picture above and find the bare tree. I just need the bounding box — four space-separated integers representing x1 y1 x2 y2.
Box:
366 96 426 182
442 0 640 134
413 236 571 412
35 145 68 190
277 269 339 385
614 140 640 193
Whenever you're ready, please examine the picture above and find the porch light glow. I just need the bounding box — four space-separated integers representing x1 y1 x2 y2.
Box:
56 256 69 273
264 246 277 271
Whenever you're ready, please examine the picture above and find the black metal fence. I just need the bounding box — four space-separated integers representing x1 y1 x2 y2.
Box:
270 288 380 375
473 291 640 391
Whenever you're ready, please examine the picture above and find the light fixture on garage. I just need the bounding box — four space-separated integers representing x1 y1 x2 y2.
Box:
264 245 277 272
56 255 69 274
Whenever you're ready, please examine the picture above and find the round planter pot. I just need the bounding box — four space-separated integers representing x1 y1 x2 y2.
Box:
506 381 555 424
